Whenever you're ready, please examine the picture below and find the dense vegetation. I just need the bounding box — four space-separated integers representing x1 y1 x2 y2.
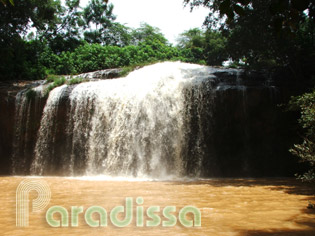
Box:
0 0 229 81
289 90 315 181
1 0 314 81
185 0 315 81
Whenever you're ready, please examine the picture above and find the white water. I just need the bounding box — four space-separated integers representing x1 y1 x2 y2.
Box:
30 62 216 178
31 85 68 175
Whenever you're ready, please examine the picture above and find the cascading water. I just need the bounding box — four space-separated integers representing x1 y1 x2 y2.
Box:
30 85 69 175
12 83 45 174
30 62 216 178
9 61 294 178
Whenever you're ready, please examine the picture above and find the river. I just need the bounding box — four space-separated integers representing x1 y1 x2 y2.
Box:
1 177 314 235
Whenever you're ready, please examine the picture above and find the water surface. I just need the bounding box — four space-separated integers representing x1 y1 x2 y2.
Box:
1 177 314 235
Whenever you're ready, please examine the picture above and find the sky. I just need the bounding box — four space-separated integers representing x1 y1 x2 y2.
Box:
80 0 209 44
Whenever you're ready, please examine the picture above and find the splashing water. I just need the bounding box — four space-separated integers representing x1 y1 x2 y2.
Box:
30 62 216 178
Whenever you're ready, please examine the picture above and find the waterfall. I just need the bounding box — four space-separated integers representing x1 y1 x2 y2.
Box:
9 61 289 178
12 84 45 174
31 85 69 175
30 62 216 178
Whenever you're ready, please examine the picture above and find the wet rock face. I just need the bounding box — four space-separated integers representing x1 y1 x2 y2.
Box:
0 81 34 174
0 65 304 177
0 89 15 174
201 87 300 177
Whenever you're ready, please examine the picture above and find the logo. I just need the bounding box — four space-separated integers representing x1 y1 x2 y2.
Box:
16 179 51 227
16 179 201 228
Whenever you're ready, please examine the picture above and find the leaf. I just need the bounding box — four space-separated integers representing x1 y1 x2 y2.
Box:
9 0 14 6
234 4 245 16
292 0 310 11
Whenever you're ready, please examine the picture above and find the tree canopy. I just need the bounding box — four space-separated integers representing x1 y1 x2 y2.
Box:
0 0 314 81
184 0 314 31
184 0 315 79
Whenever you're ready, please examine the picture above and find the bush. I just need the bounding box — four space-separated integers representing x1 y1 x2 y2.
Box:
44 76 66 96
67 77 84 85
289 90 315 181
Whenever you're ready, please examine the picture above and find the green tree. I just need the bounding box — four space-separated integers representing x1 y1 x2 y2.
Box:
204 30 228 65
83 0 116 44
177 28 206 63
102 22 133 47
130 23 168 46
289 90 315 181
0 0 60 43
184 0 314 31
176 28 227 65
45 0 85 54
0 0 61 80
185 0 315 74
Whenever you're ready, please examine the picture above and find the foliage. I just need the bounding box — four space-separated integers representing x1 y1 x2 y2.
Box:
1 0 234 81
289 90 315 181
0 0 60 42
44 76 66 96
46 74 62 83
2 0 313 81
184 0 315 76
47 41 181 75
103 22 133 47
45 0 85 54
130 23 168 46
184 0 314 31
177 28 228 65
83 0 116 44
67 77 84 85
0 0 61 80
0 38 48 80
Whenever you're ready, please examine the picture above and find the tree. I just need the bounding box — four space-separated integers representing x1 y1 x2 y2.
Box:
83 0 116 44
289 90 315 181
0 0 61 80
184 0 315 74
184 0 314 31
204 30 228 65
43 0 86 54
177 28 206 63
176 28 228 65
102 22 133 47
130 23 168 46
0 0 60 43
